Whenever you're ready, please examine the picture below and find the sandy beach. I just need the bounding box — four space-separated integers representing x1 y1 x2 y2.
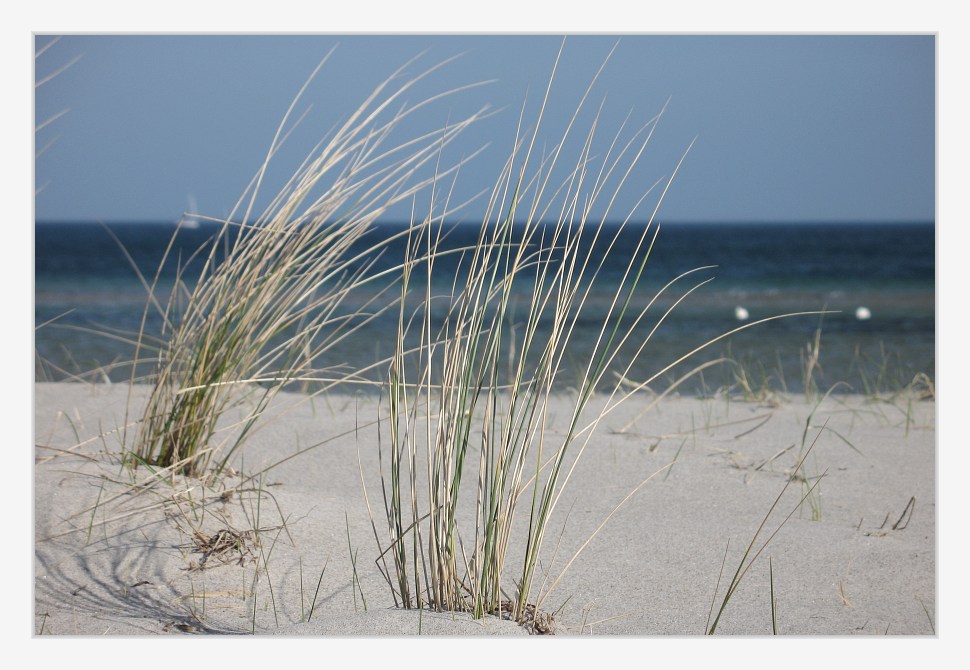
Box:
33 381 935 637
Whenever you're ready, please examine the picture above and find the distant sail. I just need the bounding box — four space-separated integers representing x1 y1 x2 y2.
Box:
178 194 200 229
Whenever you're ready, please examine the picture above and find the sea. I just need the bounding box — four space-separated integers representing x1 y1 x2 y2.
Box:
34 221 935 396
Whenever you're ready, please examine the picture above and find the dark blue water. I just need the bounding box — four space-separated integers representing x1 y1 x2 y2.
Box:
35 220 935 394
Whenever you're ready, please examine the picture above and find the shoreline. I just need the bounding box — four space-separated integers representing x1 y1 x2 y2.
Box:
34 382 935 635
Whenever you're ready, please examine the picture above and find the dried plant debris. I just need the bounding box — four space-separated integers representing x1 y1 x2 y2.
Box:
864 497 917 537
499 601 556 635
185 528 259 571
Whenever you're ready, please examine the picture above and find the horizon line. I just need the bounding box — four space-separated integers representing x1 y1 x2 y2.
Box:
34 218 936 227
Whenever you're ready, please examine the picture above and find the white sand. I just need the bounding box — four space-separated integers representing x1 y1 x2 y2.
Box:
34 382 935 637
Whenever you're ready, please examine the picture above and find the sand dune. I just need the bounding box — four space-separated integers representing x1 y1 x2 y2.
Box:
34 382 934 636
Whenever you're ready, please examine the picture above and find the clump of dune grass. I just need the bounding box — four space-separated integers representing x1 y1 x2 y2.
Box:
129 55 486 477
366 46 825 629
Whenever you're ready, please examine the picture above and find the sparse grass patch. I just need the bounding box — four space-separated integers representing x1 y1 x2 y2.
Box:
706 426 827 634
801 322 824 404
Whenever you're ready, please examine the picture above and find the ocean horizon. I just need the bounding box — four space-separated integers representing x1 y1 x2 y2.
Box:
34 220 935 395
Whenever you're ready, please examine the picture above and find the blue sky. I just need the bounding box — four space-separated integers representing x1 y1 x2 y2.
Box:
34 34 934 224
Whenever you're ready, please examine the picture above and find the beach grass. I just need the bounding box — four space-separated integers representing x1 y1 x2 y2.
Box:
369 45 683 626
127 55 487 477
365 46 831 630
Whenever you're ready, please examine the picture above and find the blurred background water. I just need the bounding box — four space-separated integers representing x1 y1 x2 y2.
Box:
34 220 934 396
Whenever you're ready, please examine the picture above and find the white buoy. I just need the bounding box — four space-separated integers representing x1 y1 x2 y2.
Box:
734 306 749 321
855 306 872 320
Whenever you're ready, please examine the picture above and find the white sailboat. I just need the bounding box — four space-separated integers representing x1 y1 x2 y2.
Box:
178 193 201 229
